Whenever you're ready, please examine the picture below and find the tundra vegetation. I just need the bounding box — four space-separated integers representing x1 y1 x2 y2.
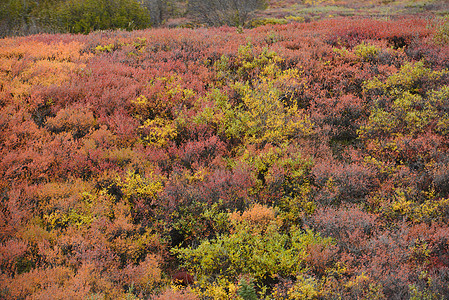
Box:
0 0 449 299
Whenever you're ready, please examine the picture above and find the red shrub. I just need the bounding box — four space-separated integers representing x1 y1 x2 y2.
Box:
172 270 194 285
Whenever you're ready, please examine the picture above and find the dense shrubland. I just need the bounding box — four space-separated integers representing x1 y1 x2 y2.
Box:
1 15 449 299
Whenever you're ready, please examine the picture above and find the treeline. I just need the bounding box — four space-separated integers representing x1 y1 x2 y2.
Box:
0 0 155 36
0 0 266 37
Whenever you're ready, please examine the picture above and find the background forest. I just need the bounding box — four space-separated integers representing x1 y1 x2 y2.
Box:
1 0 449 299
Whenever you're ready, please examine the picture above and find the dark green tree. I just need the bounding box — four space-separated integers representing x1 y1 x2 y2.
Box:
0 0 153 36
56 0 152 34
0 0 59 36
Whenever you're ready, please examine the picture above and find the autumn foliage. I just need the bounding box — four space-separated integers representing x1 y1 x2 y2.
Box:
1 15 449 299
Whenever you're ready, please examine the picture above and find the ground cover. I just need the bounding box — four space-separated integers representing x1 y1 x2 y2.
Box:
0 7 449 300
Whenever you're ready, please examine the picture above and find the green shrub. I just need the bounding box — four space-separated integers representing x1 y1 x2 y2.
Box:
215 46 314 146
237 276 258 300
433 16 449 45
56 0 152 34
360 61 449 141
354 42 381 62
172 209 334 287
